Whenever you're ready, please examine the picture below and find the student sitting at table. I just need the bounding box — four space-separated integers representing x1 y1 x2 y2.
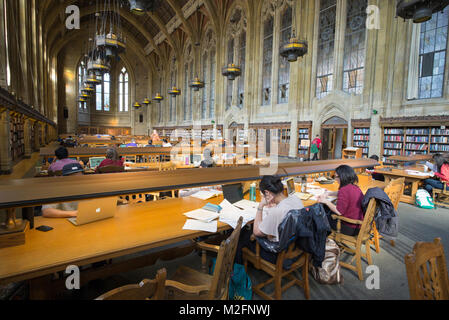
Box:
126 139 138 147
145 140 155 147
162 139 172 147
234 175 304 264
317 165 364 237
423 154 449 194
48 147 81 173
41 164 84 218
96 148 124 171
366 155 385 182
199 148 216 168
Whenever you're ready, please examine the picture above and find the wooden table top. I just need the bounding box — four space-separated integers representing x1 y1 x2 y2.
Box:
387 154 432 162
374 167 431 180
0 159 378 209
40 147 173 157
0 176 385 285
0 196 234 284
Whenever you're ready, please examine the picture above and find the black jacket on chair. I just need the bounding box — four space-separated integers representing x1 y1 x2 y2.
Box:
256 204 331 268
361 188 399 238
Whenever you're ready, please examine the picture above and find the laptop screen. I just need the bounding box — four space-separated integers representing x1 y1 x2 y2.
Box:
286 178 295 195
222 183 244 204
89 157 106 169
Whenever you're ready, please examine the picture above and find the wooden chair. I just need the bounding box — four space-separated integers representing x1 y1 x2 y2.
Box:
328 198 378 280
433 182 449 209
96 165 125 174
405 238 449 300
148 163 177 200
95 268 167 300
370 177 405 252
164 217 243 300
242 238 310 300
119 193 146 205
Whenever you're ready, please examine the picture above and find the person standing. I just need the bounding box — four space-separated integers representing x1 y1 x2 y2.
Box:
311 135 322 161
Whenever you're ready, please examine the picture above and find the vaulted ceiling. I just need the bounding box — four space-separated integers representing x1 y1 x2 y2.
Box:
38 0 228 67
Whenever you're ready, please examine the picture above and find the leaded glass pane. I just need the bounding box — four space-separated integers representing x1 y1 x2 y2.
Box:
316 0 336 99
184 63 188 120
202 53 208 119
262 16 274 105
418 6 449 99
210 50 216 119
278 6 292 104
343 0 367 95
238 32 246 109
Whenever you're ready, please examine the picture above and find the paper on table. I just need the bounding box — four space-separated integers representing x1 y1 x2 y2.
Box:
190 190 222 200
183 208 219 223
233 199 259 212
405 170 431 177
183 219 218 233
219 199 256 229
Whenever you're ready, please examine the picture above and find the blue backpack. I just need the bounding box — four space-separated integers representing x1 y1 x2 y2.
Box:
210 259 252 300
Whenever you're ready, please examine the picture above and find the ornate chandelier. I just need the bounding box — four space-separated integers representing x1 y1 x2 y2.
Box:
221 64 242 81
189 77 205 91
397 0 449 23
128 0 162 14
279 5 308 62
168 87 181 97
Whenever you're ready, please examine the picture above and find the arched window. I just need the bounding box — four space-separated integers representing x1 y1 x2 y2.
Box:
262 14 274 106
77 61 87 110
343 0 367 95
169 57 177 122
95 72 110 112
278 4 292 104
210 48 216 119
118 67 129 112
183 44 193 121
201 51 208 119
418 6 449 99
225 8 247 110
316 0 336 99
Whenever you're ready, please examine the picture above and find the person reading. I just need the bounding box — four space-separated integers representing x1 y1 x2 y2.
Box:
96 148 124 171
423 154 449 194
41 163 84 218
317 165 364 236
234 175 304 264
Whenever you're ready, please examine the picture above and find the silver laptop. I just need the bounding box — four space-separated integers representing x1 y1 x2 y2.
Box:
68 197 118 226
285 178 312 201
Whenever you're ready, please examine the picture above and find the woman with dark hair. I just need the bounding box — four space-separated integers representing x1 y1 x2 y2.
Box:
423 154 449 194
234 175 304 264
317 165 364 236
48 147 80 172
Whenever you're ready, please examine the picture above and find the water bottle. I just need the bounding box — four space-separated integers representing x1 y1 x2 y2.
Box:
250 183 256 202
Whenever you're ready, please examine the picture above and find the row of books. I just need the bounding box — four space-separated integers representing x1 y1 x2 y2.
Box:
384 135 404 142
430 144 449 152
405 143 428 150
405 136 429 142
354 128 370 134
431 128 449 135
353 135 370 141
384 143 403 149
354 141 369 147
405 128 430 135
431 137 449 143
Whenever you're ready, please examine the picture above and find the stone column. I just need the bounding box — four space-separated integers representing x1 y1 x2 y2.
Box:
0 110 12 174
23 118 32 158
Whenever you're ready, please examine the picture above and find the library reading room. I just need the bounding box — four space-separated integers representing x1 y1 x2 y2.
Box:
1 0 449 304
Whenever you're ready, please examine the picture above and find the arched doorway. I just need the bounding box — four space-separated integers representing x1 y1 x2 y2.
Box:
321 116 348 160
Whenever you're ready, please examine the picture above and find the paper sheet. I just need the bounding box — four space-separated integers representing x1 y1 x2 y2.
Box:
183 219 218 233
190 190 222 200
219 199 256 229
183 208 219 223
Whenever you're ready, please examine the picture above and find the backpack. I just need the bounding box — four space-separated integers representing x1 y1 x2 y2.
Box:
311 143 319 154
415 189 435 209
310 238 343 285
210 259 252 300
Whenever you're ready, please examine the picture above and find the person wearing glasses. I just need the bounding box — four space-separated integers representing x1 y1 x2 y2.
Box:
317 165 364 236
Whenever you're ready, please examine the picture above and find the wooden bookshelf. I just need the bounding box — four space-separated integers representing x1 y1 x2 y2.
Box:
382 124 449 164
343 147 363 159
298 127 311 159
352 127 370 158
9 114 25 162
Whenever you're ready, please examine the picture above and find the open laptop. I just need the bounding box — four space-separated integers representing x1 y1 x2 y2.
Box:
285 178 312 201
68 197 118 226
222 183 244 204
89 157 106 169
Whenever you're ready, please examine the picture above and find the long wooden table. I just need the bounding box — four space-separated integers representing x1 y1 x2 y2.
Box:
0 176 385 298
373 167 431 204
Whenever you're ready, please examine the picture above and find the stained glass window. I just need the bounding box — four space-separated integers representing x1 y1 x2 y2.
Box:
278 5 292 104
202 52 208 119
119 67 129 112
183 63 188 120
210 49 216 119
418 7 449 99
343 0 367 95
316 0 336 99
158 76 163 123
262 16 274 105
94 72 110 112
238 32 246 108
78 62 86 110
